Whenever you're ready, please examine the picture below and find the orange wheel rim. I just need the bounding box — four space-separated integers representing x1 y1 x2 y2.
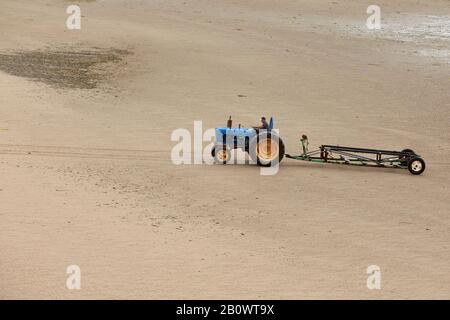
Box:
217 149 227 161
257 139 278 161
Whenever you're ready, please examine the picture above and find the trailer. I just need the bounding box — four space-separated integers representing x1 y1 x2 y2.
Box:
286 135 426 175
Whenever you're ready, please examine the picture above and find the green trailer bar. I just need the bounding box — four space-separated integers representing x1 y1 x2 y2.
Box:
285 135 426 175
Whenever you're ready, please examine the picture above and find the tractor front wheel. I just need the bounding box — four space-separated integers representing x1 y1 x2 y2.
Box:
213 145 231 164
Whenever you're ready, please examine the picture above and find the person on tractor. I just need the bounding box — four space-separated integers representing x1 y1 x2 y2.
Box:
253 116 269 130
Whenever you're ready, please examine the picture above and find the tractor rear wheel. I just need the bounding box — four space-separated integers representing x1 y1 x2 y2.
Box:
249 132 285 167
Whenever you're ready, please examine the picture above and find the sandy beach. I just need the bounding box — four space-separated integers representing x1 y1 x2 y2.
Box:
0 0 449 299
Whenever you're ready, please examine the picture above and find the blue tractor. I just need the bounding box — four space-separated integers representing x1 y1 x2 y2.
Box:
211 116 285 167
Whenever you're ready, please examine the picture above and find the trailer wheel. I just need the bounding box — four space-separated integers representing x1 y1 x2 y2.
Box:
399 149 416 166
213 145 231 164
407 157 425 175
401 148 416 155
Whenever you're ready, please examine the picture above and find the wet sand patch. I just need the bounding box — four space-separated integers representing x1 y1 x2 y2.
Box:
0 47 130 89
